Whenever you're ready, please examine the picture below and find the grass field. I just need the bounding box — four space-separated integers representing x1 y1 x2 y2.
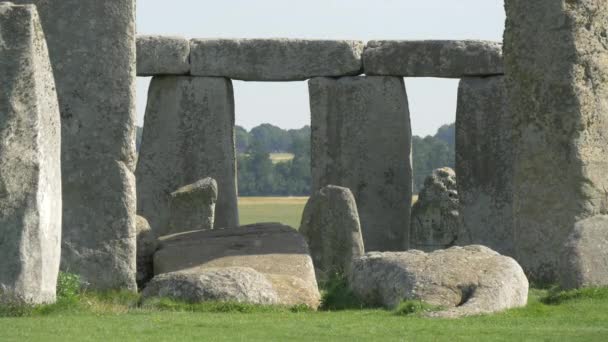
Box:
269 152 295 164
1 198 607 341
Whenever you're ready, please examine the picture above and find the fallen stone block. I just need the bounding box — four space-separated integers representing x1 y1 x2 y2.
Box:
190 38 364 81
168 178 218 236
137 35 190 76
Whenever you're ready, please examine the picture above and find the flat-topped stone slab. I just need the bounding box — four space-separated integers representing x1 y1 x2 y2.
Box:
190 38 364 81
137 35 190 76
364 40 504 78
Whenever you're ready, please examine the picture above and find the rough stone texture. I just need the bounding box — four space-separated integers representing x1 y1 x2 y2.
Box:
300 185 365 281
167 178 217 236
136 216 157 288
560 216 608 289
410 168 460 252
364 40 504 78
136 76 238 235
310 76 412 251
455 76 514 256
12 0 138 291
190 38 364 81
0 2 61 304
137 35 190 76
142 268 279 305
154 223 321 309
504 0 608 283
350 246 529 318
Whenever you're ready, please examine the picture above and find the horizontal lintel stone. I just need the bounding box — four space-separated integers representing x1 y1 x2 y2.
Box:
190 38 364 81
137 35 190 76
364 40 504 78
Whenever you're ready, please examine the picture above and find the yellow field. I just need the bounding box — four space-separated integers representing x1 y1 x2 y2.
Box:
268 153 295 164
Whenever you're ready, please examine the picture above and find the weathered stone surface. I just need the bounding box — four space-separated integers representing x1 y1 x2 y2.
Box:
136 216 157 288
350 246 528 318
167 178 217 236
0 2 61 304
310 76 412 251
143 267 279 305
154 223 320 309
12 0 138 291
300 185 364 281
504 0 608 283
137 76 238 235
410 168 460 252
364 40 504 78
137 35 190 76
190 38 364 81
455 76 514 256
560 216 608 290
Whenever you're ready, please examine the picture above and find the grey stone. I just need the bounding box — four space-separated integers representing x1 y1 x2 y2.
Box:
136 76 238 235
504 0 608 283
137 35 190 76
136 216 157 288
310 76 412 251
190 38 364 81
154 223 321 309
0 2 61 305
142 267 279 305
455 76 514 256
167 178 218 236
560 216 608 290
300 185 365 282
350 246 529 318
410 168 460 252
12 0 138 291
364 40 504 78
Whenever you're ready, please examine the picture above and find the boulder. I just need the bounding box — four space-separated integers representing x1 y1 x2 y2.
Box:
560 216 608 290
364 40 503 78
0 2 62 304
154 223 320 309
168 178 217 236
142 267 279 305
410 168 460 252
350 246 528 318
300 185 364 281
136 216 157 288
190 38 364 81
137 35 190 76
309 76 412 251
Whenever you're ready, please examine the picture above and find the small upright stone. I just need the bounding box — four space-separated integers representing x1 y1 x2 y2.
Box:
168 178 218 236
410 168 460 252
137 35 190 76
0 2 62 304
300 185 365 281
136 216 157 288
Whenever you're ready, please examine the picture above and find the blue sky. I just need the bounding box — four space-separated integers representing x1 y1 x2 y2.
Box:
137 0 505 136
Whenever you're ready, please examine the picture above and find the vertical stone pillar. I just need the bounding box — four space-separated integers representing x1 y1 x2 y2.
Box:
0 2 61 304
455 76 514 256
12 0 138 290
504 0 608 283
136 76 238 236
309 76 412 251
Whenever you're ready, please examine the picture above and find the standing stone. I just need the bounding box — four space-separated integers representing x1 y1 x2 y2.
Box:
137 76 238 235
136 216 157 289
0 2 61 304
12 0 138 291
137 35 190 76
410 168 460 252
167 177 218 236
300 185 365 281
504 0 608 282
310 76 412 251
455 76 514 256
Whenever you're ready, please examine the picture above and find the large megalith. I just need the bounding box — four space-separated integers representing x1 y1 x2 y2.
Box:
0 2 61 304
12 0 138 290
137 76 238 235
309 76 412 251
504 0 608 282
300 185 365 282
455 76 514 256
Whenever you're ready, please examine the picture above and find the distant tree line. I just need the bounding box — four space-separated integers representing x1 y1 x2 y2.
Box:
136 123 455 196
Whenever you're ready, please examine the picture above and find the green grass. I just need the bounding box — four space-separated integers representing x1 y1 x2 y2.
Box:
238 196 307 228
